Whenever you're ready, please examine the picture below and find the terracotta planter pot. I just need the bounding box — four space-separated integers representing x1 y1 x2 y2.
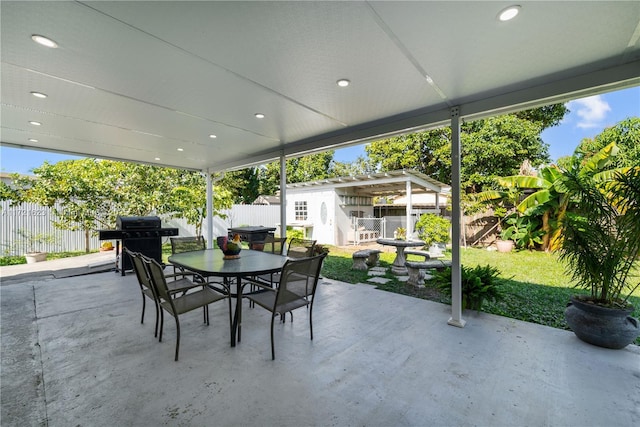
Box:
496 240 514 253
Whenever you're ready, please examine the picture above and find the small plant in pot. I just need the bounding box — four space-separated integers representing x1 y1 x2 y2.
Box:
394 227 406 240
559 144 640 349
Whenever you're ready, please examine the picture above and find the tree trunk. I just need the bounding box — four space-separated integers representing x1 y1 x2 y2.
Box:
85 229 90 253
541 211 550 252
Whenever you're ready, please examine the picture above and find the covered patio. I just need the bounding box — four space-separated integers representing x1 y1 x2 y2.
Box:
1 256 638 426
2 4 640 424
2 1 639 326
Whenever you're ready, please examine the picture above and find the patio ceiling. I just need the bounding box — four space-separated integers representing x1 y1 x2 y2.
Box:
1 1 639 173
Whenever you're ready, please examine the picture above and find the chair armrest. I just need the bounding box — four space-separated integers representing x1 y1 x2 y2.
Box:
242 277 278 292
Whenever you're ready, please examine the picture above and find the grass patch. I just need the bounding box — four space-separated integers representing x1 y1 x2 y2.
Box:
0 250 98 266
321 246 640 345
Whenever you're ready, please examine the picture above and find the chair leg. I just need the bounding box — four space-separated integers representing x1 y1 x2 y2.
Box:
154 301 159 338
270 314 276 360
159 309 164 342
309 302 314 341
141 294 146 324
174 316 181 362
227 297 233 343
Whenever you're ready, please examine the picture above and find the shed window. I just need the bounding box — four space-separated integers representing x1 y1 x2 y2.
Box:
295 201 308 220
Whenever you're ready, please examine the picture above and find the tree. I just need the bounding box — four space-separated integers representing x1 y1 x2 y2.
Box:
162 171 233 236
259 151 335 195
1 159 233 252
219 167 262 204
573 117 640 168
366 105 567 193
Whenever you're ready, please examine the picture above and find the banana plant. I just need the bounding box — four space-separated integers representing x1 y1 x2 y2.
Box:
475 142 622 251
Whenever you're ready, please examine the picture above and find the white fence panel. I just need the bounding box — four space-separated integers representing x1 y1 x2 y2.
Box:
1 201 99 255
1 202 280 255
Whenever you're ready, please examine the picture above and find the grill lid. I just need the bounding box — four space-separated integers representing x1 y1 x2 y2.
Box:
116 215 162 230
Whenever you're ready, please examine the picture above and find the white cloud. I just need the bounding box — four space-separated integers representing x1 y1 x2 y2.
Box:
568 95 611 129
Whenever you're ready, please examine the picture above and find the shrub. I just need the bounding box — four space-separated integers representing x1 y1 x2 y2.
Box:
431 264 503 310
415 214 450 247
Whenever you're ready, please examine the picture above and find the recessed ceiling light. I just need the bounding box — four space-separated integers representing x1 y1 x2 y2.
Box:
28 138 39 143
337 79 350 87
31 34 58 48
29 121 42 126
498 5 520 21
209 134 217 139
31 91 48 99
177 148 184 152
255 113 265 119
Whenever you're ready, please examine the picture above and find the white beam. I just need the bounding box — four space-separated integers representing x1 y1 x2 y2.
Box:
406 180 413 237
280 153 287 239
448 107 465 328
205 171 213 249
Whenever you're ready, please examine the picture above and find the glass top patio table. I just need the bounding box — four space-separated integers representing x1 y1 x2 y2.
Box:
376 238 425 275
168 248 288 347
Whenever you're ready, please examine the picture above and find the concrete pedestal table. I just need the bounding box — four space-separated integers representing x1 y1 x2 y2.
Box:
376 238 425 275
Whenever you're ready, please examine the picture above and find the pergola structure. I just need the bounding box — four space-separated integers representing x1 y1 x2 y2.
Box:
2 1 639 327
286 169 450 239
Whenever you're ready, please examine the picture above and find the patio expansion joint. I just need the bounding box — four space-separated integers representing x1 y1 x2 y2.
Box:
35 300 130 321
31 284 49 423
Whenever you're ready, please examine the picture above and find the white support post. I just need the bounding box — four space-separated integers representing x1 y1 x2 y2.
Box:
406 180 413 238
279 153 287 239
448 106 466 328
205 171 214 249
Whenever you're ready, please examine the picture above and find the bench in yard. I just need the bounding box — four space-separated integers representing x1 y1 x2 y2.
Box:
352 249 382 271
404 249 444 260
405 260 452 287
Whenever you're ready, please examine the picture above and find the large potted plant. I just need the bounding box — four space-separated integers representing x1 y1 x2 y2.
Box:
415 213 450 255
559 145 640 349
16 229 56 264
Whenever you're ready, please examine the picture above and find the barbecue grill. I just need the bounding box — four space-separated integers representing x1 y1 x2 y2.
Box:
228 226 276 249
99 216 178 275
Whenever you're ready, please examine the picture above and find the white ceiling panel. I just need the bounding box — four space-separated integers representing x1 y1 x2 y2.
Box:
1 1 639 172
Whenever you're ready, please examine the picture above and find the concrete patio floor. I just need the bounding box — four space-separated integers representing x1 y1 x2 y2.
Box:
1 254 639 426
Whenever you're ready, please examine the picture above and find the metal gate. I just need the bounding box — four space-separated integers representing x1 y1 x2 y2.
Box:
350 217 385 245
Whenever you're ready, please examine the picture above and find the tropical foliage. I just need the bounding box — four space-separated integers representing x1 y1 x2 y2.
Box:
558 157 640 307
476 138 625 251
432 264 504 311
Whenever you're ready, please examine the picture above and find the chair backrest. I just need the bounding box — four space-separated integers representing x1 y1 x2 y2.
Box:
125 248 153 291
277 253 326 304
143 256 172 303
170 236 206 254
262 235 287 255
286 238 316 259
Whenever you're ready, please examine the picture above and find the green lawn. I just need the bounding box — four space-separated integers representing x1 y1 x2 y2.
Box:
321 246 640 345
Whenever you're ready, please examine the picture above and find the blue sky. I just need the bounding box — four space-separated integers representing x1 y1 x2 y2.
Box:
1 86 638 175
333 86 640 163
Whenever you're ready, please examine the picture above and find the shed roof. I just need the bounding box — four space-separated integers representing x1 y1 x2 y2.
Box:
286 169 450 197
